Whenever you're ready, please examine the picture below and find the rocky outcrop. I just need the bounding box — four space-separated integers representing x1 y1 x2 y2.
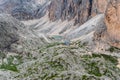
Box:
105 0 120 48
0 14 25 50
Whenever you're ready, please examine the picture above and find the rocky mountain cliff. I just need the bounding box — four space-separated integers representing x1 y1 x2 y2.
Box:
0 0 50 20
0 0 120 49
0 0 120 50
48 0 107 25
48 0 120 49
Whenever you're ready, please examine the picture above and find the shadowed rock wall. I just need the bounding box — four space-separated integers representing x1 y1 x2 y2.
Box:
48 0 107 25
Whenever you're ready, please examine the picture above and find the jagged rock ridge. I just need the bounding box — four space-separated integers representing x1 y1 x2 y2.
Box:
0 0 50 20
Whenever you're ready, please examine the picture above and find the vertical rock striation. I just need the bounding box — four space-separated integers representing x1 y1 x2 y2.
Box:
48 0 107 25
105 0 120 48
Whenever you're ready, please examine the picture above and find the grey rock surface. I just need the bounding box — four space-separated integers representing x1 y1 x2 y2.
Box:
0 14 25 50
0 0 50 20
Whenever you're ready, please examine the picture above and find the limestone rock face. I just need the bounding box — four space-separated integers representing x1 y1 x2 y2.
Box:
0 14 25 50
48 0 107 25
105 0 120 48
